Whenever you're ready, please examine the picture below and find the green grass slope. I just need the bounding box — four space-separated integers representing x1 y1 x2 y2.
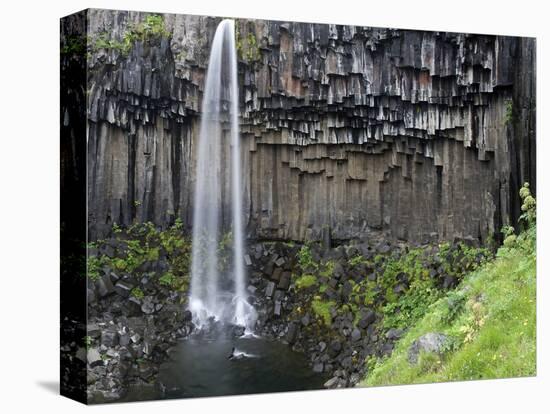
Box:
362 225 536 387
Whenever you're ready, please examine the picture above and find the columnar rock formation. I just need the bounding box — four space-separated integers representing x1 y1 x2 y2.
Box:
64 9 536 243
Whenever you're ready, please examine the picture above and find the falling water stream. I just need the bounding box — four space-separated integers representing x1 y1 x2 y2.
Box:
189 19 255 331
108 21 328 403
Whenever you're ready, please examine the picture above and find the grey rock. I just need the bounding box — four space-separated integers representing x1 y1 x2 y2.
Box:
277 272 291 290
273 301 282 316
265 281 276 298
114 281 133 298
324 377 340 389
87 348 103 367
328 339 342 357
385 328 404 340
271 267 283 282
408 332 449 364
75 347 87 363
357 310 376 329
87 323 101 338
101 329 119 347
141 297 155 314
97 274 115 297
285 322 299 344
313 362 324 373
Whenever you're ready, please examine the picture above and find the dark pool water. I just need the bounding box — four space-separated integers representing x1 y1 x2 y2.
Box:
119 335 328 402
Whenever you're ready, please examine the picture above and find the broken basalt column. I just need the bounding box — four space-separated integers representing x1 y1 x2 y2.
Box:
63 9 535 243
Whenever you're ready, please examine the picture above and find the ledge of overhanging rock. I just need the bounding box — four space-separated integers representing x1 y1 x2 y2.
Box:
63 9 535 242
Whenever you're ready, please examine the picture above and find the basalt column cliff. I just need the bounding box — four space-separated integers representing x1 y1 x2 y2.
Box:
76 10 535 243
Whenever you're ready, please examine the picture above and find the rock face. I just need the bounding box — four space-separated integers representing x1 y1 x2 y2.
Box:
62 9 536 243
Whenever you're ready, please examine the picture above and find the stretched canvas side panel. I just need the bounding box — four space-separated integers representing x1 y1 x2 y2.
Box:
60 9 88 404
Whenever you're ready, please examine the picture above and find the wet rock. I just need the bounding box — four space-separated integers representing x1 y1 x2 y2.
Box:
313 362 324 373
232 325 246 337
138 363 155 380
182 310 192 322
351 328 362 342
285 322 299 344
408 332 449 364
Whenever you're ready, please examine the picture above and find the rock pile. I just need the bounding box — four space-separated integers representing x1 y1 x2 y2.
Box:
85 241 194 403
243 237 488 388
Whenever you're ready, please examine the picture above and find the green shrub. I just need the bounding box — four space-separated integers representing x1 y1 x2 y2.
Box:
519 182 536 227
92 14 170 56
297 244 318 272
295 274 317 290
311 298 335 326
505 99 514 125
130 287 144 300
159 272 176 288
87 255 102 281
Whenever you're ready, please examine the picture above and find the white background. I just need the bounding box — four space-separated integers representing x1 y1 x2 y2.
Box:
0 0 547 412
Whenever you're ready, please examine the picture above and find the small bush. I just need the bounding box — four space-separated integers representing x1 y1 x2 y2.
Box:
295 274 317 290
311 299 335 326
297 244 318 272
130 287 144 300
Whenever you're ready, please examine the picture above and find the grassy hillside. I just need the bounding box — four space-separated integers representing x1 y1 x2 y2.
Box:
362 188 536 386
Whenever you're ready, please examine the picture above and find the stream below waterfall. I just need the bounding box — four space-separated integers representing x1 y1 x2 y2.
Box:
117 335 328 402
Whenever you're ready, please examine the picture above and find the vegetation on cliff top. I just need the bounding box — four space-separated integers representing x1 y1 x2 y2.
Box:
92 14 170 56
362 183 536 386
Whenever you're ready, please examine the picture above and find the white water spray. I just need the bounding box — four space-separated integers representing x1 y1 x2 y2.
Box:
189 20 256 331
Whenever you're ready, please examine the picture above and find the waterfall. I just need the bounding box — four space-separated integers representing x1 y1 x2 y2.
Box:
189 20 256 331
